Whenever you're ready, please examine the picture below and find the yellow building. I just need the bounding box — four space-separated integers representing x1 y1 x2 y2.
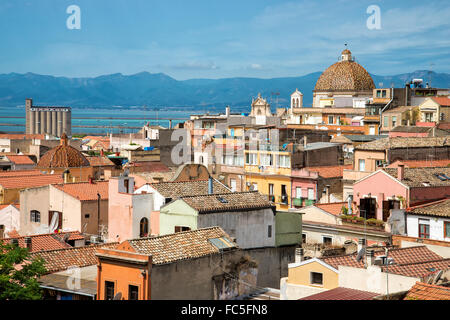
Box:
281 256 339 300
244 149 292 210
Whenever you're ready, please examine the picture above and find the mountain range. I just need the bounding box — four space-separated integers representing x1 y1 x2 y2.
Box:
0 70 449 110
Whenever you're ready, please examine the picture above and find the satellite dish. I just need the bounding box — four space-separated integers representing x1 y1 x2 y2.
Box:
49 212 59 233
356 247 366 262
113 292 122 300
63 233 70 242
433 270 443 284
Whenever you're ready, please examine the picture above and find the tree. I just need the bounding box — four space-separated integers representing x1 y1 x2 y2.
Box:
0 241 47 300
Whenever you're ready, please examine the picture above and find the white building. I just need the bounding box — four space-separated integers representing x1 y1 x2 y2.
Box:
0 204 20 238
405 199 450 242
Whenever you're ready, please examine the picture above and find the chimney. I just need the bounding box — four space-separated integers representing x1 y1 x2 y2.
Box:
225 106 230 118
366 249 375 266
89 177 93 184
398 164 405 181
100 149 104 157
208 177 213 194
295 247 304 263
357 238 366 253
24 237 32 250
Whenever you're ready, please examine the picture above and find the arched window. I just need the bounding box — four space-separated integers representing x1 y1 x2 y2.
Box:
140 217 148 237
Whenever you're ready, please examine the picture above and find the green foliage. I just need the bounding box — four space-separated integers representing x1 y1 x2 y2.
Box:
341 206 348 215
0 242 47 300
366 218 385 226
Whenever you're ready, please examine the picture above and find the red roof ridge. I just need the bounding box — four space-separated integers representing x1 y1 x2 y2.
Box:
30 241 119 254
2 230 82 240
127 226 222 242
407 198 450 211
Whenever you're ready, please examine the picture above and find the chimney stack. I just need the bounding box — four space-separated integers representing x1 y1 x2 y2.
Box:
358 238 366 253
366 249 375 266
208 177 213 194
225 106 230 118
24 237 32 250
398 164 405 181
295 247 304 263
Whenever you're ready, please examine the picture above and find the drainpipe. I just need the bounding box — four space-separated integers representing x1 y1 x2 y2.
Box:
378 88 394 134
97 192 101 238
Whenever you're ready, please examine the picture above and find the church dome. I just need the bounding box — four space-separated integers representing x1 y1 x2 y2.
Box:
37 133 90 168
314 49 375 92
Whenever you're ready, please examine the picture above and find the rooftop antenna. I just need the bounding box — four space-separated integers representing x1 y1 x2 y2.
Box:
429 63 434 88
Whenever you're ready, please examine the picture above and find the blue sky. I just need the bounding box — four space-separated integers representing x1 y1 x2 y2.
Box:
0 0 449 79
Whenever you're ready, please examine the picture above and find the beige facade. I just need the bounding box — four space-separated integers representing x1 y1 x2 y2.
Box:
419 98 450 124
381 106 419 132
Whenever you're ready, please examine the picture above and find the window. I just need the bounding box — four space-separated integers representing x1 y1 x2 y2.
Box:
302 233 306 243
383 116 389 127
382 90 387 98
375 160 383 167
308 188 314 200
358 159 365 171
128 285 139 300
281 185 288 204
268 225 272 238
84 214 90 219
30 210 40 223
392 116 397 128
246 153 257 165
124 178 129 193
260 153 273 166
174 226 191 233
105 281 115 300
230 179 236 192
376 90 382 98
328 116 334 124
336 116 341 125
418 219 430 238
323 236 332 246
278 155 291 168
310 272 323 285
140 218 149 237
445 221 450 239
425 112 433 122
296 187 302 199
369 126 375 135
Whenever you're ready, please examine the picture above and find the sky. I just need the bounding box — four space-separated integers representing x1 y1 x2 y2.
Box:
0 0 449 80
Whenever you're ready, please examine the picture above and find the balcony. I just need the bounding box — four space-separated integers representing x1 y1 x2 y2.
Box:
292 197 302 207
278 195 289 205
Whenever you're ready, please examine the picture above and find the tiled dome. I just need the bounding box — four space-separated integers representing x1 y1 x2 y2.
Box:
37 133 90 168
314 52 375 92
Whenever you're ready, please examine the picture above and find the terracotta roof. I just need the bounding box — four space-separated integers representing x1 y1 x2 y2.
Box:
180 191 274 213
300 287 378 300
52 181 109 201
356 137 450 151
150 179 231 199
431 97 450 107
314 56 375 92
0 170 43 177
407 198 450 217
386 259 450 279
315 202 348 216
124 161 170 172
124 227 237 264
404 282 450 300
5 155 35 165
390 126 431 133
31 242 119 274
321 246 443 270
0 134 45 140
387 159 450 168
0 231 85 252
0 174 63 189
37 134 90 168
86 156 115 167
383 167 450 187
306 164 353 178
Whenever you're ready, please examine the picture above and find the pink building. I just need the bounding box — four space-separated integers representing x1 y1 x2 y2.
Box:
108 175 153 243
353 165 450 223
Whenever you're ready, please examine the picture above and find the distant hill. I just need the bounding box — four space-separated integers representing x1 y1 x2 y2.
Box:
0 70 448 110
